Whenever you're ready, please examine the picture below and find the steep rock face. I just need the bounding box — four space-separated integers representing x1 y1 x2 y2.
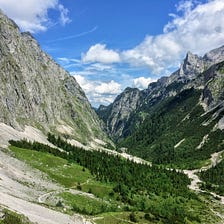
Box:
203 46 224 64
0 11 108 144
178 51 205 79
97 87 142 140
114 58 224 167
201 61 224 109
98 45 224 141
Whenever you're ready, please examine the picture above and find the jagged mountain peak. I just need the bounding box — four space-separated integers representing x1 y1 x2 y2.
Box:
179 51 204 78
203 45 224 64
185 51 199 62
97 45 224 140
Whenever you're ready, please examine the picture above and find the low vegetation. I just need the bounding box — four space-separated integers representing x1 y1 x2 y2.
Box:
119 88 224 169
199 159 224 196
59 192 117 215
9 146 114 200
8 137 218 223
0 208 32 224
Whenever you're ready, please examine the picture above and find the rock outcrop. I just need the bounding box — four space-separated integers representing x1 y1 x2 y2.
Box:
97 45 224 140
0 10 108 145
97 87 142 140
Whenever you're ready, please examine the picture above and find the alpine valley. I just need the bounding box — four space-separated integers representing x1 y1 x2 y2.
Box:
0 10 224 224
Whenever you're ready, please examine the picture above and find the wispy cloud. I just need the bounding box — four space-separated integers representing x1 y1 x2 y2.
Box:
0 0 71 33
58 4 71 26
47 26 98 43
82 0 224 75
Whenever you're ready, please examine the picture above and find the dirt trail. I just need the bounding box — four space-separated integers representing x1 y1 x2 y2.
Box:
38 188 96 204
182 150 224 222
0 147 93 224
183 150 224 203
0 192 90 224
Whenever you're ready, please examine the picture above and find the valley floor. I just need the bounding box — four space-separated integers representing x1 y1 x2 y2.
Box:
0 122 224 224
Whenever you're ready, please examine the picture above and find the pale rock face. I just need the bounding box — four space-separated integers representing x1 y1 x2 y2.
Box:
0 11 108 144
98 46 224 140
203 45 224 65
179 51 205 78
218 116 224 130
97 88 142 140
201 62 224 109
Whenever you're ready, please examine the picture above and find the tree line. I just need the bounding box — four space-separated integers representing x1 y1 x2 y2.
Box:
9 135 203 223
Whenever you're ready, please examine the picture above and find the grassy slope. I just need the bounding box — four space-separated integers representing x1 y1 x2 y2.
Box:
0 207 33 224
9 145 219 223
120 88 224 169
9 146 130 221
10 146 114 198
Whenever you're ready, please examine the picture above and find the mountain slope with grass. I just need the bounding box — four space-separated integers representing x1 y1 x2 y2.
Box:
98 46 224 169
0 10 109 146
97 46 224 143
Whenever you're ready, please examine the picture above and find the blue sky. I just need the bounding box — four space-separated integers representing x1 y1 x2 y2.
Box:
0 0 224 107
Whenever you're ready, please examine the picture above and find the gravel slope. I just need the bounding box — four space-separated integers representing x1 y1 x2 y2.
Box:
0 123 93 224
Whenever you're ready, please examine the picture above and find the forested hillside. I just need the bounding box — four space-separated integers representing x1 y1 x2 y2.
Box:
119 87 224 169
9 137 217 223
199 158 224 195
98 50 224 169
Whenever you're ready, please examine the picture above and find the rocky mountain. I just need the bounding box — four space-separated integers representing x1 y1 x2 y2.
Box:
96 45 224 168
0 10 109 145
97 45 224 142
97 87 143 140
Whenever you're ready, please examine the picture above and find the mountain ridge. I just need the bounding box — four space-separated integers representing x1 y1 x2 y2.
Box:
97 45 224 142
0 10 109 146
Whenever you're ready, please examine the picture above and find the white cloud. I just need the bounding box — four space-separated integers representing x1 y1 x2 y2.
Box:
81 0 224 74
175 0 196 14
73 74 121 106
82 44 121 64
0 0 71 33
121 0 224 74
132 77 157 89
95 80 121 95
58 4 71 26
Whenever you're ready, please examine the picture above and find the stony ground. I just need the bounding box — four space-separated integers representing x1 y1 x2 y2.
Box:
0 123 93 224
0 122 224 223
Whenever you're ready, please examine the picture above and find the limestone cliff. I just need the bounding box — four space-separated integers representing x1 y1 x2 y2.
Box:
0 10 108 145
97 45 224 140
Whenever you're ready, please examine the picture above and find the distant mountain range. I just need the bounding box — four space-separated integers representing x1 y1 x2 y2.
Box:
97 45 224 168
